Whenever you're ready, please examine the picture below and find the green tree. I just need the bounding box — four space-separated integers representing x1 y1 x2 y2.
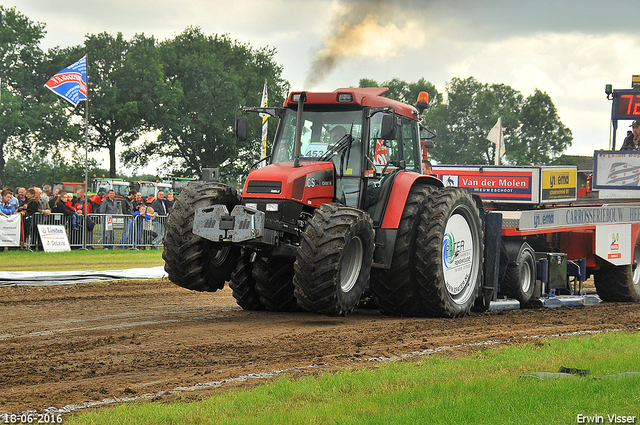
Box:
425 77 570 165
0 7 91 188
0 6 47 186
69 32 173 178
14 46 86 174
122 27 289 184
358 77 442 108
511 89 573 165
3 150 100 189
426 77 519 164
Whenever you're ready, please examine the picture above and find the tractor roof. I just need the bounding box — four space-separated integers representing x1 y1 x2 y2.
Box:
284 87 419 120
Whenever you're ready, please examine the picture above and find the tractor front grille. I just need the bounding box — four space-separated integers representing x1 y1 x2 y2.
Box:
246 180 282 194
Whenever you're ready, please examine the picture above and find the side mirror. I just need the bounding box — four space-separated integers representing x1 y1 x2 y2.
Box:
236 116 248 142
380 114 396 140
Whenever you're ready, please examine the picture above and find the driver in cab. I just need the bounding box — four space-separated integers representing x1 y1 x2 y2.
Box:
620 120 640 150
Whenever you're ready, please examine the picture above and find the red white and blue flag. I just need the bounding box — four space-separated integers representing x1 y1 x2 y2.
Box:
44 56 87 107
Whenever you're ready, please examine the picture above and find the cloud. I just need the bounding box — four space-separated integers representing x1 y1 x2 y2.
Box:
304 0 430 89
7 0 640 159
442 31 640 154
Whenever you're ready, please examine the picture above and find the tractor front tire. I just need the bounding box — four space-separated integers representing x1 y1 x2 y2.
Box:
253 256 300 312
162 181 240 292
229 250 265 311
294 204 374 316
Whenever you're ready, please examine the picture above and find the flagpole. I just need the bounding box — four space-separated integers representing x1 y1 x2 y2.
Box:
260 79 268 168
44 56 88 247
82 54 89 250
494 117 502 166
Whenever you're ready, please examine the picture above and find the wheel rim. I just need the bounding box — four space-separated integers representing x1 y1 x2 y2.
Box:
442 209 479 305
340 236 363 293
210 245 231 267
521 256 533 293
633 244 640 286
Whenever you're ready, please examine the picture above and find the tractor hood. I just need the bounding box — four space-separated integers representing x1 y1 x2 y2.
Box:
243 161 335 208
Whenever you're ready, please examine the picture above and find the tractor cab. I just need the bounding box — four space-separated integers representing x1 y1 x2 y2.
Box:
269 108 366 208
240 88 440 225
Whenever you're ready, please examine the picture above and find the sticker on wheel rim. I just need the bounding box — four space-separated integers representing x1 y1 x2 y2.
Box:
442 213 474 296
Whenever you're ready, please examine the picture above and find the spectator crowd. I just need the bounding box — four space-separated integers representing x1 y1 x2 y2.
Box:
1 184 176 250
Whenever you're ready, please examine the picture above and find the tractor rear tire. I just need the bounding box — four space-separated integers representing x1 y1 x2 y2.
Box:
229 250 264 311
371 186 434 316
418 187 483 317
253 256 300 312
294 204 374 316
500 244 536 305
162 181 240 292
594 236 640 302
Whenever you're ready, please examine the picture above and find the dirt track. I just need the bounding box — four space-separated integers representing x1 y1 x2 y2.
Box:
1 279 640 416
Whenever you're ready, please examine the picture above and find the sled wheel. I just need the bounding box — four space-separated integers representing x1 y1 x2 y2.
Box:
501 243 536 305
594 235 640 302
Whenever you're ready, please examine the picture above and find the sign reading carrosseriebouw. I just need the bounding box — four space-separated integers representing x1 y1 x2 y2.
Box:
37 224 71 252
518 204 640 231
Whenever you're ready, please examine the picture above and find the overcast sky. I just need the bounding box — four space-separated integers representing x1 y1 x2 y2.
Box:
5 0 640 170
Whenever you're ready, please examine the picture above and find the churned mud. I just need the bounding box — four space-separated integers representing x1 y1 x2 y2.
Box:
1 279 639 415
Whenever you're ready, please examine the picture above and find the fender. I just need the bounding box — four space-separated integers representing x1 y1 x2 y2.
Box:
380 173 444 229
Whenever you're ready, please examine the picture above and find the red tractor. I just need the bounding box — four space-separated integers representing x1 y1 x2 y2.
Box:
163 88 484 317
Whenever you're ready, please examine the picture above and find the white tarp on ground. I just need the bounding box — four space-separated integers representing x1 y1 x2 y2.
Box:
0 266 167 287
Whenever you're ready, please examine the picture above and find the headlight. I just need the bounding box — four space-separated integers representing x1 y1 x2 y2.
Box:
245 203 258 210
266 203 279 212
337 92 353 102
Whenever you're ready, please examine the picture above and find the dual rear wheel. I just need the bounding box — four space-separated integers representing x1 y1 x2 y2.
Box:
371 187 484 318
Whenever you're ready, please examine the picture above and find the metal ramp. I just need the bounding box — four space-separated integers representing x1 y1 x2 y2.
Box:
489 293 600 310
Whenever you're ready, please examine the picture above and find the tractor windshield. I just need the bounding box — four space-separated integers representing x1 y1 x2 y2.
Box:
271 109 364 170
139 183 156 199
94 181 130 198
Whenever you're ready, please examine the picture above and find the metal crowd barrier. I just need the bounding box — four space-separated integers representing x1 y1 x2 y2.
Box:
24 213 167 250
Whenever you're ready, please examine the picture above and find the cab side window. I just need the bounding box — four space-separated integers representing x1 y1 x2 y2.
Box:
402 118 418 172
369 114 401 175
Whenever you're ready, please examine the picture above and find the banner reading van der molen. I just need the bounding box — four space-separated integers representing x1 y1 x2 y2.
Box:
44 56 87 107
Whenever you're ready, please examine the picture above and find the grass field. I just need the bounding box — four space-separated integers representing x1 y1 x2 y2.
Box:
0 249 165 271
66 331 640 425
